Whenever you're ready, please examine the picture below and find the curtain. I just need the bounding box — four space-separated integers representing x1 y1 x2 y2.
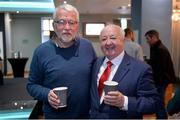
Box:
171 20 180 78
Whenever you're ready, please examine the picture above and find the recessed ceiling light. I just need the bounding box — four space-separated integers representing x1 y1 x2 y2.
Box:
63 1 67 4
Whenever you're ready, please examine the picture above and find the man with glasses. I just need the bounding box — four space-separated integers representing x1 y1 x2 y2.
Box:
27 4 96 119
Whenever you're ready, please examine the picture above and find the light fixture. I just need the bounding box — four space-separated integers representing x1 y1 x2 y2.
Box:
0 1 54 13
63 1 67 4
172 5 180 21
117 5 131 14
120 18 127 30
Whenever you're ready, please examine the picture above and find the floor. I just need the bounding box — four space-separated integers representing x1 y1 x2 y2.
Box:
0 77 33 101
4 71 29 79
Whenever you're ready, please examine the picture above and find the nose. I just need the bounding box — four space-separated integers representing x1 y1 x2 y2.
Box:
64 22 71 29
105 38 112 45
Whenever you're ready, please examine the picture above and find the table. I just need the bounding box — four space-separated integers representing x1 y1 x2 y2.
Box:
0 100 37 119
8 58 28 77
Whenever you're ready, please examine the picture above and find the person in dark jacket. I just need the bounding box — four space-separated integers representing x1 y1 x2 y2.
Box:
145 29 176 118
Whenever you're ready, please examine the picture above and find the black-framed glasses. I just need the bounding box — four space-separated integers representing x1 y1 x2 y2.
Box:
54 19 78 26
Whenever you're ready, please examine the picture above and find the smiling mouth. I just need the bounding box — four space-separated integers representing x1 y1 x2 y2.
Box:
63 33 71 35
105 46 114 50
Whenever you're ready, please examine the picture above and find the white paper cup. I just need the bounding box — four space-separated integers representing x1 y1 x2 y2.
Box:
53 87 68 108
104 81 118 95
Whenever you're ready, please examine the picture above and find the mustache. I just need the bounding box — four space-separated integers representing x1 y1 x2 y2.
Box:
62 30 71 33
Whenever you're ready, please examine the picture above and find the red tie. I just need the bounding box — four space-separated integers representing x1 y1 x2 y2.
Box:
98 61 112 97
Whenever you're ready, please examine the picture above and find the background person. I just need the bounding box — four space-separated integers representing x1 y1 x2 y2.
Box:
145 29 176 118
124 27 144 61
90 24 161 119
26 4 96 119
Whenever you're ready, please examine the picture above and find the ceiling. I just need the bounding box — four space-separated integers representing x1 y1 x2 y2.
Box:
0 0 131 14
54 0 131 14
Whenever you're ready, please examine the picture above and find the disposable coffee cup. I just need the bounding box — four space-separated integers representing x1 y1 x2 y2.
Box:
53 87 68 108
104 81 118 95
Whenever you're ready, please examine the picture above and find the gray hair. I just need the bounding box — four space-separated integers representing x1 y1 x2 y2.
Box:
53 4 79 22
101 24 125 39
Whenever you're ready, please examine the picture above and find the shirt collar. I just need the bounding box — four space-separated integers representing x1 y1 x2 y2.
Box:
104 51 125 66
54 40 59 47
52 38 80 57
53 38 77 48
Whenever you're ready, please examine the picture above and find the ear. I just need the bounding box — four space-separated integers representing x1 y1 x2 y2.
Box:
152 35 156 40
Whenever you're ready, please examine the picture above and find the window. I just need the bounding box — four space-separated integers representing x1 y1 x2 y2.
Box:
41 17 54 43
84 23 105 37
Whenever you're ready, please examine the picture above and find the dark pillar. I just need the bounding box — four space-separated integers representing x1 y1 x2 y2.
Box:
0 13 7 75
131 0 142 44
131 0 172 58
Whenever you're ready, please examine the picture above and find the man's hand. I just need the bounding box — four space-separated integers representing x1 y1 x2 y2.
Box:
104 91 124 108
48 90 60 109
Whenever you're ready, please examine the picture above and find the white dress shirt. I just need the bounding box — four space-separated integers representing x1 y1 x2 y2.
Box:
97 51 128 110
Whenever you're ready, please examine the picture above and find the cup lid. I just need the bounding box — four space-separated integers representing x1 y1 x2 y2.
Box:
104 81 118 86
53 87 68 91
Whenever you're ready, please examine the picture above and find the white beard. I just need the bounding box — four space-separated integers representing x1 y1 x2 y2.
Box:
61 35 74 43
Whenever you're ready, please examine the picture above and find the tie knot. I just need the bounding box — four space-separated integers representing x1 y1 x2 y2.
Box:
107 61 112 67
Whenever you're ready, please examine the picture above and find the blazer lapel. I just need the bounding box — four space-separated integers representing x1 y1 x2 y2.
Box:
113 53 131 83
94 57 104 79
93 57 105 104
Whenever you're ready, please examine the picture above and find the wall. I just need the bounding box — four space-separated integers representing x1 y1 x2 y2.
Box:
141 0 172 58
8 14 46 73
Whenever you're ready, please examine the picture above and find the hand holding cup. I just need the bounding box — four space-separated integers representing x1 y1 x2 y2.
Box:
104 81 118 95
53 87 68 108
